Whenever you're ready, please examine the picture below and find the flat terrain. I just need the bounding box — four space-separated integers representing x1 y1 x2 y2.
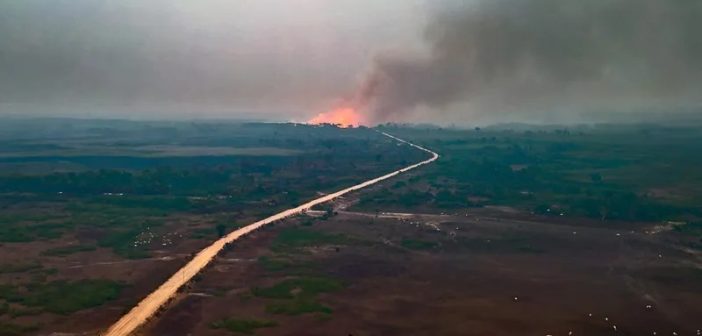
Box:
102 132 437 336
136 123 702 335
140 192 702 336
1 120 701 335
0 120 424 335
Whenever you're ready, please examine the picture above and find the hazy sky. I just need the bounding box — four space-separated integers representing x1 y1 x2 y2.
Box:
0 0 429 121
2 0 701 125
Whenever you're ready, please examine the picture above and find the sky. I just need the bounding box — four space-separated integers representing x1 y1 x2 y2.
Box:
1 0 701 125
0 0 429 121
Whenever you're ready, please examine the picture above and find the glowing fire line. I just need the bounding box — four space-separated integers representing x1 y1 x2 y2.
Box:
308 107 365 127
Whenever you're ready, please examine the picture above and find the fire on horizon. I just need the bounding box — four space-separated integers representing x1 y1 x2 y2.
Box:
308 107 366 128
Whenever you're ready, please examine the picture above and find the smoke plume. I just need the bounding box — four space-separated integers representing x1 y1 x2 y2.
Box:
360 0 702 124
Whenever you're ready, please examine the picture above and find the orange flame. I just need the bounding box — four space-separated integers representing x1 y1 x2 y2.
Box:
308 107 365 128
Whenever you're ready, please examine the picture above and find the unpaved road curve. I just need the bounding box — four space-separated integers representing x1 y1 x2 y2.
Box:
102 132 438 336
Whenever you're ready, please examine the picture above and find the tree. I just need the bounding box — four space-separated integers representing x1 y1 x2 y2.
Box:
216 224 227 238
590 173 602 183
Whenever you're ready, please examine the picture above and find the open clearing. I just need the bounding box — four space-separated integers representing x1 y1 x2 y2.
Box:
139 185 702 336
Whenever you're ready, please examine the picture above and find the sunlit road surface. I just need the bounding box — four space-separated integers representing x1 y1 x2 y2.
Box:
102 132 437 336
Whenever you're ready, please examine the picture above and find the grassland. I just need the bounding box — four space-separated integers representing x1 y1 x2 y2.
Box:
0 279 123 314
2 120 700 335
0 119 422 335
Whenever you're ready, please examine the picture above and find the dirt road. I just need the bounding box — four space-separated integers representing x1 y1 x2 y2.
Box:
102 132 438 336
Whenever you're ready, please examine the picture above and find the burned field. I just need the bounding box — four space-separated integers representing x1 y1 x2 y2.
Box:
140 196 702 336
1 121 701 335
0 120 423 335
138 124 702 336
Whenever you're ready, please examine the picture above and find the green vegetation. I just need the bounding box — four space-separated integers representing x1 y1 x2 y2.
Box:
0 279 123 314
361 125 702 223
0 120 427 334
401 239 439 250
252 276 343 316
66 201 171 221
257 256 291 272
265 299 333 315
97 229 150 259
190 227 215 239
252 277 343 299
0 120 440 335
210 317 278 334
0 121 423 200
0 220 70 243
271 228 350 252
674 222 702 236
256 255 319 277
216 223 227 237
0 120 419 250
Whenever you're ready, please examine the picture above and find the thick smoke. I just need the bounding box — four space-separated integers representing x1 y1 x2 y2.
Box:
361 0 702 124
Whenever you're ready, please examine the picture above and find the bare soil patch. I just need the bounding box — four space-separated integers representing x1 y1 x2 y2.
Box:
139 207 702 336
